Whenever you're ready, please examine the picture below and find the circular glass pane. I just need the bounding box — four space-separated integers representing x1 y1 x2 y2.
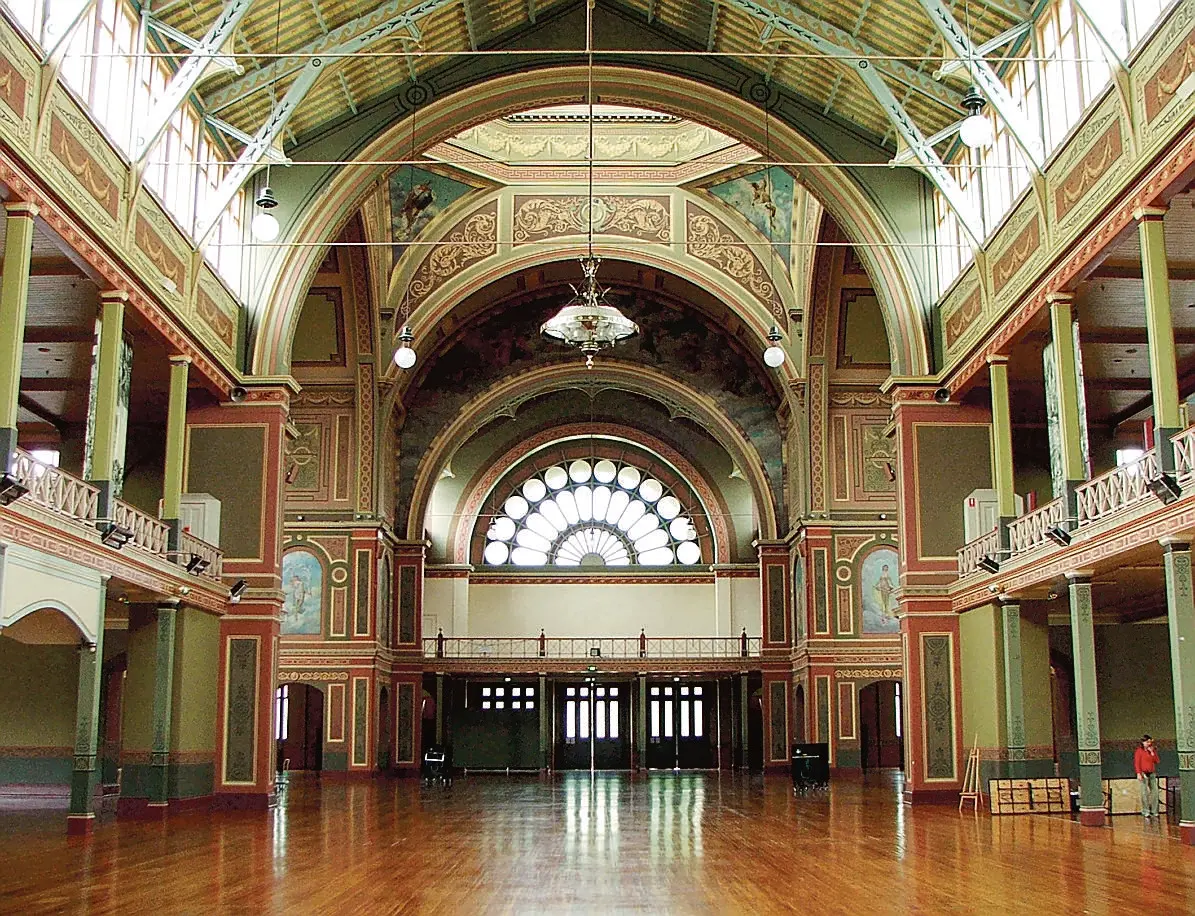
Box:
594 459 617 483
669 516 696 540
544 466 569 489
638 546 675 566
569 459 593 483
676 541 702 565
488 517 516 541
511 546 547 566
634 528 670 554
656 495 681 520
522 478 547 502
617 466 641 490
639 478 663 503
484 541 510 565
504 494 529 519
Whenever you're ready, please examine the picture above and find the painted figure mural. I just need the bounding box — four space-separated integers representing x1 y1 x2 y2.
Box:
389 166 475 260
707 166 794 270
860 547 899 634
282 549 324 635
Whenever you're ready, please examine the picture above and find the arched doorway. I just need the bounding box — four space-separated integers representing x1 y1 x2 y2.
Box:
793 684 806 744
277 683 324 773
858 681 903 770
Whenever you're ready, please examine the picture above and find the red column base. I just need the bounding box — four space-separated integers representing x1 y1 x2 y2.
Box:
1078 807 1106 827
65 814 96 836
1180 822 1195 845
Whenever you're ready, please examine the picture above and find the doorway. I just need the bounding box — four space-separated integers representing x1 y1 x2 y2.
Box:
857 680 902 770
556 682 631 770
646 681 715 769
277 683 324 772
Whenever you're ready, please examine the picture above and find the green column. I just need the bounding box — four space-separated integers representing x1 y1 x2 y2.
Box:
740 673 750 769
999 598 1027 777
89 291 127 514
435 674 444 745
68 581 107 835
1138 208 1183 473
149 603 178 807
637 674 647 770
988 356 1017 543
1161 540 1195 841
539 675 548 770
0 202 38 460
1048 295 1087 494
1066 572 1105 826
161 356 190 545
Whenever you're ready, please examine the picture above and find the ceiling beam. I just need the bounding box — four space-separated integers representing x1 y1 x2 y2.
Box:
462 0 480 50
132 0 256 166
970 0 1033 25
916 0 1044 169
22 328 96 344
195 0 460 244
1089 259 1195 281
935 22 1031 79
20 377 91 392
17 395 63 430
707 1 719 53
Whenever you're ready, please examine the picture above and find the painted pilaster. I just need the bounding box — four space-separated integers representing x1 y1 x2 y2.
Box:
67 580 107 835
149 603 178 808
0 202 38 460
999 598 1027 777
1137 208 1182 473
739 672 749 769
1048 294 1087 502
1066 572 1105 827
987 356 1016 540
88 291 128 514
1161 540 1195 845
637 674 647 771
161 356 190 547
539 674 549 770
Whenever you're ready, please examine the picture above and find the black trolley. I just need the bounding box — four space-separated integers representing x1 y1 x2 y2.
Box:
421 744 453 787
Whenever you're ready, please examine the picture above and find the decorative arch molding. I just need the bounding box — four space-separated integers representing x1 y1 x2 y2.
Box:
406 361 779 544
252 67 930 378
448 422 734 566
4 600 94 645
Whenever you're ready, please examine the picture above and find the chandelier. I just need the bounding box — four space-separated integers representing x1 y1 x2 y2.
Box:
540 256 638 368
539 7 638 369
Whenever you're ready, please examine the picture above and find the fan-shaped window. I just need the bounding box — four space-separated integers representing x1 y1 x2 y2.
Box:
482 458 705 567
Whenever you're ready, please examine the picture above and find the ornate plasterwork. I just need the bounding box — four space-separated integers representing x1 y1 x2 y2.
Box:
408 202 498 305
512 195 670 244
449 118 735 164
686 202 784 324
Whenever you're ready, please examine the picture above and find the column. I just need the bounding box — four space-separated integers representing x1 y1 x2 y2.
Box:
1066 572 1105 827
148 603 178 808
435 674 444 745
637 674 647 771
539 675 549 771
999 598 1027 777
161 356 190 547
89 291 128 514
1161 540 1195 845
988 356 1016 542
1138 208 1183 473
0 202 38 460
67 581 107 835
739 672 749 769
1048 294 1087 506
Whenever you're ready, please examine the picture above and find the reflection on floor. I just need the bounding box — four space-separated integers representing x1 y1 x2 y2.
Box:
2 770 1193 914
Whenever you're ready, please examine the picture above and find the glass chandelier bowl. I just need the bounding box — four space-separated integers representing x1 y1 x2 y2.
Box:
540 257 639 368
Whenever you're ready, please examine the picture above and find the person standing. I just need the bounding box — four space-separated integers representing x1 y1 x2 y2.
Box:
1134 734 1161 819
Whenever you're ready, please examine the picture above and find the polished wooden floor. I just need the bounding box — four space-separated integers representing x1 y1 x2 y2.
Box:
2 771 1194 914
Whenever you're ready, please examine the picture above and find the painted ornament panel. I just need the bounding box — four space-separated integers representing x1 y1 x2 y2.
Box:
282 549 324 635
860 547 899 634
389 166 475 259
707 166 793 270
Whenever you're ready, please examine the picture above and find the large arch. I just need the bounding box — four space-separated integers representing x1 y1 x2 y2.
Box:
406 361 779 544
252 66 931 377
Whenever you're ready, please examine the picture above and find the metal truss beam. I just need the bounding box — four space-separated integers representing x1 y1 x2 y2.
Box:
195 0 458 243
40 0 97 63
916 0 1044 168
133 0 256 166
719 0 960 111
707 1 719 53
205 0 455 113
935 21 1030 79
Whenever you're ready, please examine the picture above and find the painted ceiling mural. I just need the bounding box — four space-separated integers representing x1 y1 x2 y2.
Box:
706 167 794 273
396 286 785 537
388 166 477 260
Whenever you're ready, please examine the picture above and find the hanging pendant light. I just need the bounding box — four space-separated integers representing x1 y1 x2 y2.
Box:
393 324 417 370
539 5 638 369
763 326 786 368
959 86 993 150
251 186 280 241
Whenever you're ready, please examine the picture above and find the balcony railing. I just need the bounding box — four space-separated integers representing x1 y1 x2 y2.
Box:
1008 498 1066 554
1173 426 1195 479
177 529 223 580
423 636 763 660
957 527 1001 578
1075 450 1158 525
8 448 99 522
113 499 171 555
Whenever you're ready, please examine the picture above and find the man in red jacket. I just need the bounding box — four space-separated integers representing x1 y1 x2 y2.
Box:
1135 734 1160 818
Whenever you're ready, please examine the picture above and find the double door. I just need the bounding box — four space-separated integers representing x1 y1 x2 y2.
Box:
646 681 714 769
556 682 630 770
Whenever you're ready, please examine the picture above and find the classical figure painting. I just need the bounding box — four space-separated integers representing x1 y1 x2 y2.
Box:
389 166 475 259
860 547 899 634
282 549 323 635
707 166 793 270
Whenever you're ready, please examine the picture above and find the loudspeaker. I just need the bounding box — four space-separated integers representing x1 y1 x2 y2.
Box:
934 387 951 403
229 386 248 402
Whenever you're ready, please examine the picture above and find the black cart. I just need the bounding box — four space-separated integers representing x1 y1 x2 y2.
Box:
791 742 830 794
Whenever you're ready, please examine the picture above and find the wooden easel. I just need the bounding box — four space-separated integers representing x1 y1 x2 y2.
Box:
959 736 982 812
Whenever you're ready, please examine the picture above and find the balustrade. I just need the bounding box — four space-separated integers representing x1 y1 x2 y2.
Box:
1075 450 1158 525
957 527 1001 577
423 636 762 659
1008 498 1066 554
177 529 224 580
7 448 99 522
112 499 171 555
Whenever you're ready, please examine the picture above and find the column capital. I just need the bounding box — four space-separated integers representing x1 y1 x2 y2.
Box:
997 594 1021 608
1045 291 1074 307
986 354 1010 367
1133 205 1168 223
168 355 193 367
4 201 39 219
99 289 129 304
1065 570 1095 583
1160 537 1191 554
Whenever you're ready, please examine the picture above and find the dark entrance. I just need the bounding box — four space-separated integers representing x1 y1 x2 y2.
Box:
858 680 903 769
278 683 324 772
556 681 631 770
646 681 714 769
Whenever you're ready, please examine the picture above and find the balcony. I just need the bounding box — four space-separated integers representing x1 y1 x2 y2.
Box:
5 447 223 584
956 426 1195 581
421 636 764 674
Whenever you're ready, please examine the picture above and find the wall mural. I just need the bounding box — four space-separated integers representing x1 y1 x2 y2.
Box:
860 546 899 635
707 167 793 271
388 166 475 259
282 549 324 635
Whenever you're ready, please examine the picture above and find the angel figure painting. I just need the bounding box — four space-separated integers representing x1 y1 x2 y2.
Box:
860 547 900 635
281 549 323 635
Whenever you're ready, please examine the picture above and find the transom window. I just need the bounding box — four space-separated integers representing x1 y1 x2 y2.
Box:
482 458 704 567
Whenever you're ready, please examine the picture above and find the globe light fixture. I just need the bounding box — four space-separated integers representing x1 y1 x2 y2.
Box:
763 326 786 368
393 324 417 370
251 186 280 241
958 86 993 150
